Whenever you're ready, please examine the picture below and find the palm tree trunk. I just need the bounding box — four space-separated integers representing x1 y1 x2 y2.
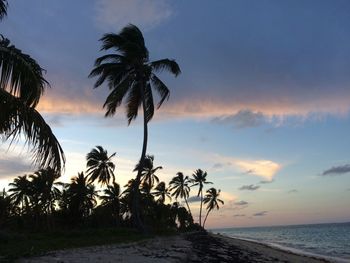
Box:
199 190 203 227
184 198 193 222
132 81 147 233
203 209 211 229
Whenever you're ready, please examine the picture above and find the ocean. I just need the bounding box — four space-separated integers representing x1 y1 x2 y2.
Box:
213 222 350 263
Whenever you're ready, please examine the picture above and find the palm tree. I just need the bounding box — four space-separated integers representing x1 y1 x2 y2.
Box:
100 182 121 225
152 181 171 204
0 2 65 173
202 188 224 229
68 172 99 220
8 175 31 215
86 146 116 186
134 155 162 188
169 172 192 218
89 24 180 230
191 169 212 227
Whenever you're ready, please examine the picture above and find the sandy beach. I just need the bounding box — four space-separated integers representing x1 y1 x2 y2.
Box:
18 231 331 263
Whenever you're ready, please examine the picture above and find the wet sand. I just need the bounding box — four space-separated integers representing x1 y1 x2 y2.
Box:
19 231 330 262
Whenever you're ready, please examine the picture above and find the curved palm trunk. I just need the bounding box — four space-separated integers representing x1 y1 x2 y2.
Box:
132 82 147 233
199 190 203 227
184 198 193 223
203 209 211 229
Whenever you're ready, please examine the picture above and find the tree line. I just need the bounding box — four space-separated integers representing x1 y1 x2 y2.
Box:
0 146 223 232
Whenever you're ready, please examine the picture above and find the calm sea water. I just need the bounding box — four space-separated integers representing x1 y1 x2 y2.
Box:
213 222 350 263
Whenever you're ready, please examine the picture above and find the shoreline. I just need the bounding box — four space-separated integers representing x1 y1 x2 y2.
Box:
18 231 343 262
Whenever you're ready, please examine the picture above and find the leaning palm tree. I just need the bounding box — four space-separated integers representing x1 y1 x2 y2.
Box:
202 188 224 229
0 3 64 173
86 146 116 186
169 172 192 217
134 155 162 188
89 24 180 230
191 169 212 227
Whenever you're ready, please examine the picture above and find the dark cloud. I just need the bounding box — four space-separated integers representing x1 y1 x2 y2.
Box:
260 179 274 184
213 110 267 129
253 211 268 217
233 214 245 217
212 162 232 169
0 157 32 178
288 189 298 194
187 196 201 203
235 200 249 206
239 184 260 191
321 164 350 176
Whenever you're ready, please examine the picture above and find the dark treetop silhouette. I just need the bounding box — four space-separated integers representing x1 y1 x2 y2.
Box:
89 24 180 231
0 0 65 173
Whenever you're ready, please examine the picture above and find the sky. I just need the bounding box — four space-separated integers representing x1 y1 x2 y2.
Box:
1 0 350 228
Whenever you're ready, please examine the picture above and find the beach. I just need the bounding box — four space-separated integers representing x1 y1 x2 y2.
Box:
19 231 330 263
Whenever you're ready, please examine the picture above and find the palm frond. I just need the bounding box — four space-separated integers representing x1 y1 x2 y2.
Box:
0 36 49 107
151 74 170 109
144 83 154 122
125 82 141 124
0 89 65 173
150 59 181 76
0 0 7 20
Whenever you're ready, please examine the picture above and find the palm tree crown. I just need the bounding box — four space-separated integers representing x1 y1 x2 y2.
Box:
134 155 162 188
203 188 224 228
86 145 116 186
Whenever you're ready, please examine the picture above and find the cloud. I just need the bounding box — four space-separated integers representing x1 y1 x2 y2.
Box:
234 160 281 181
0 155 32 179
288 189 298 194
233 214 246 217
260 179 275 184
239 184 260 191
234 200 249 206
253 211 268 217
213 110 267 129
187 196 201 203
94 0 172 30
321 164 350 176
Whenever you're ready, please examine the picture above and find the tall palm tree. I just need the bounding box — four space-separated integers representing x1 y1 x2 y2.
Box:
169 172 192 217
0 2 64 172
134 155 162 188
89 24 180 230
152 181 171 204
202 188 224 229
191 169 212 227
86 146 116 186
100 182 121 225
8 175 31 214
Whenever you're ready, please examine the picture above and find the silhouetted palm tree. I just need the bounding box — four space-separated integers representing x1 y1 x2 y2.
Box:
203 188 224 229
191 169 212 226
68 172 98 220
134 155 162 188
8 175 31 215
86 146 116 186
89 24 180 230
0 3 64 172
100 182 121 225
169 172 192 217
152 181 171 204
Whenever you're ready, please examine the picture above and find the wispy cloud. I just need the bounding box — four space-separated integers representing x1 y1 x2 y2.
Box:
288 189 298 194
321 164 350 176
253 211 268 217
234 200 249 206
187 196 201 203
234 160 281 181
260 179 275 184
233 214 246 217
213 109 267 129
239 184 260 191
94 0 172 30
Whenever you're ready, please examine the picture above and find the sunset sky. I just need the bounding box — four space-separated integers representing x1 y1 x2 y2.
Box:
1 0 350 228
